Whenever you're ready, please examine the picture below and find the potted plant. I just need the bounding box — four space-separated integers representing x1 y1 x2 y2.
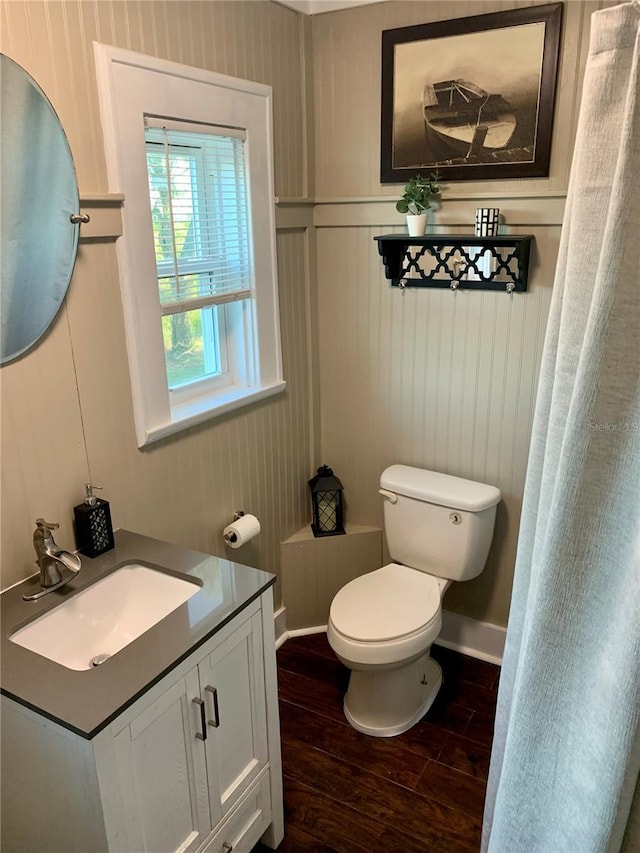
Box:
396 172 441 236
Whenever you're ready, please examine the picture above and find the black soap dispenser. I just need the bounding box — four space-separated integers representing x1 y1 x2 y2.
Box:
74 483 115 558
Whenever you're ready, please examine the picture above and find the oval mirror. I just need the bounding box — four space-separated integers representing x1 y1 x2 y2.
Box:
1 54 80 365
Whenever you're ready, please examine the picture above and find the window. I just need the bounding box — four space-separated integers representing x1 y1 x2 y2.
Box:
145 122 253 395
94 45 284 447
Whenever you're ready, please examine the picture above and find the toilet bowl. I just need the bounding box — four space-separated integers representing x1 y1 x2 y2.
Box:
328 563 449 736
327 465 500 737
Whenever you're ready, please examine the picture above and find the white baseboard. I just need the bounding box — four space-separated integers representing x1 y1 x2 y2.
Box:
288 624 327 638
437 609 506 665
274 606 505 665
273 604 327 650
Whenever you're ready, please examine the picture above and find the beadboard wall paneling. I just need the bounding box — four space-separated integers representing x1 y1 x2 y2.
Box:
1 0 306 198
66 231 311 580
0 306 88 589
315 224 558 625
0 1 313 594
309 0 612 627
281 524 382 630
1 0 612 631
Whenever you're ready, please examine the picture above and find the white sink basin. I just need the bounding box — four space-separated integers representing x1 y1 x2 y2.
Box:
10 563 200 671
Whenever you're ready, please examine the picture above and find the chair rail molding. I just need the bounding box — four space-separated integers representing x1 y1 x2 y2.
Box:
78 193 124 240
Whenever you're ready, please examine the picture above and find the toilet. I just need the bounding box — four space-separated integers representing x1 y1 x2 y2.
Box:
327 464 501 737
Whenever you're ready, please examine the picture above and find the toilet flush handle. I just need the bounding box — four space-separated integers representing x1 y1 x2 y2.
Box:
378 488 398 504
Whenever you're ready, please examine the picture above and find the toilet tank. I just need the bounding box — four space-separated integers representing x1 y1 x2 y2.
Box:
380 465 501 581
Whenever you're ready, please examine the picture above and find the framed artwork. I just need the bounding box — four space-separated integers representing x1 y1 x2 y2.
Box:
380 3 563 183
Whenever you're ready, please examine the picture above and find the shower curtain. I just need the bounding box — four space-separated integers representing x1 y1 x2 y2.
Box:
482 4 640 852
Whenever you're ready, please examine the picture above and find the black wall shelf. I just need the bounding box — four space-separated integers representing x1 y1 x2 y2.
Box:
374 235 533 293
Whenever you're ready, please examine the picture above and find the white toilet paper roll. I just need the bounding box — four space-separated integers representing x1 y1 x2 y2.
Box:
223 514 261 548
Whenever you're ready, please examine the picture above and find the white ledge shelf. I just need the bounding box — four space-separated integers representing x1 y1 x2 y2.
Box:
78 193 124 240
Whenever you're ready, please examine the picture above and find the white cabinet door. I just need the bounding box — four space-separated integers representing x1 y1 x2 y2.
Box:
113 668 212 853
198 611 268 823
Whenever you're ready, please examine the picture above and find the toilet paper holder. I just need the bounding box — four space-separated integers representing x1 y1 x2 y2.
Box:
224 511 245 545
224 511 261 548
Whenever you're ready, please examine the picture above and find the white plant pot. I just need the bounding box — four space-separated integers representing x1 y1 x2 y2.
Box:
406 213 428 236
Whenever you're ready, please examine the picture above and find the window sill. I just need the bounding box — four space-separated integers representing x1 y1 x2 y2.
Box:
140 381 286 447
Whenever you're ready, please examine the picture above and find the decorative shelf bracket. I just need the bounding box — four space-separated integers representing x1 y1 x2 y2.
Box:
374 235 533 293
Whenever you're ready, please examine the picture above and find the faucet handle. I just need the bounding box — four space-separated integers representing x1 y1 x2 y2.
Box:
35 518 60 532
34 519 60 543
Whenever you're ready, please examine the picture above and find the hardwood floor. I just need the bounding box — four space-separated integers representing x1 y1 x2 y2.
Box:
256 633 500 853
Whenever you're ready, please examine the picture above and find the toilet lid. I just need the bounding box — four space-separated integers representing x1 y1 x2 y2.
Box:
330 564 441 643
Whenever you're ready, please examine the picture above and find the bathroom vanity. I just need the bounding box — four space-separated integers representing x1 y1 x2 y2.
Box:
0 531 283 853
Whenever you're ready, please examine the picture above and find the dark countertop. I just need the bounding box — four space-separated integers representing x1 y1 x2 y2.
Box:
0 530 275 739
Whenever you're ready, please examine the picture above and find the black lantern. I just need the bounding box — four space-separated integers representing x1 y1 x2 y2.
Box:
309 465 345 537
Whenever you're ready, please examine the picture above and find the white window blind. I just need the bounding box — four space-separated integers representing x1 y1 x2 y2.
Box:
144 119 253 317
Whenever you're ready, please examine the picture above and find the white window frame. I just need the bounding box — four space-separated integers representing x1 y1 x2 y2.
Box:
93 44 284 448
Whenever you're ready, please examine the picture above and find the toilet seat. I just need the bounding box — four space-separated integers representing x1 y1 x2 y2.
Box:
328 564 442 667
330 563 440 641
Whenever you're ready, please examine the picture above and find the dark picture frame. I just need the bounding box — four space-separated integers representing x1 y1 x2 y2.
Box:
380 3 563 183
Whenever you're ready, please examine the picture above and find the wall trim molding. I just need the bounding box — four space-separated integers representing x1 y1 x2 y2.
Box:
78 193 124 240
314 190 568 204
312 189 567 204
274 607 506 664
77 194 315 238
437 610 506 665
277 0 386 16
275 197 315 205
313 196 566 229
275 201 314 230
81 190 565 239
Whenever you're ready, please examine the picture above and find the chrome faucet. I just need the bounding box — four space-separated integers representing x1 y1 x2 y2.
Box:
23 519 82 601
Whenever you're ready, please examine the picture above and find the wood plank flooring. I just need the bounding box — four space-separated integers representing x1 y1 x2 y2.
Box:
255 633 500 853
